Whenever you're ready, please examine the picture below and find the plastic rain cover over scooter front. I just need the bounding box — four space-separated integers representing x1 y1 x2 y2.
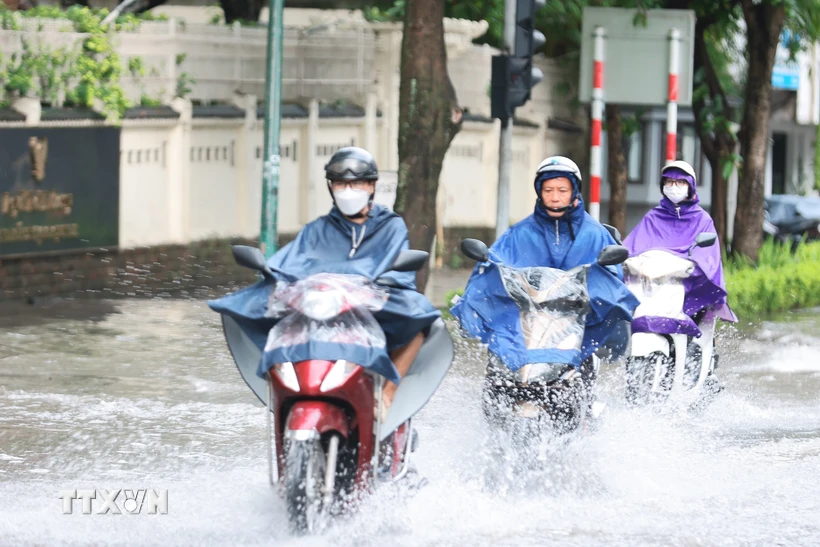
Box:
624 250 700 336
497 264 589 368
258 273 401 384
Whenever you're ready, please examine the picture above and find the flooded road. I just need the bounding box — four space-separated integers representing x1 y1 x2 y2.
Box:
1 298 819 546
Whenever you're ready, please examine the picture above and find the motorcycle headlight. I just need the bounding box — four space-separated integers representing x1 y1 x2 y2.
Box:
273 362 300 391
300 290 345 320
320 360 359 392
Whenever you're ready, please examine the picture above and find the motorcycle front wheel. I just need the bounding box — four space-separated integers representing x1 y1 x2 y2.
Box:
625 352 672 405
285 437 329 534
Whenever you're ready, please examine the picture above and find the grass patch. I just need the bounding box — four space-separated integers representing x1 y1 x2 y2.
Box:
439 288 464 319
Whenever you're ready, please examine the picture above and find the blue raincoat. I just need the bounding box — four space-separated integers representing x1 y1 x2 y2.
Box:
451 195 640 370
208 204 440 384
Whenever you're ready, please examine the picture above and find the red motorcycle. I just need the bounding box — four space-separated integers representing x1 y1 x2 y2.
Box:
219 246 454 533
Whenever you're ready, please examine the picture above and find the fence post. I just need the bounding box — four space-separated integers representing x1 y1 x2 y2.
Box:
233 21 242 92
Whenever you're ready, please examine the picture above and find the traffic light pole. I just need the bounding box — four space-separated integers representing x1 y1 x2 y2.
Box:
496 118 513 241
495 0 516 242
260 0 285 258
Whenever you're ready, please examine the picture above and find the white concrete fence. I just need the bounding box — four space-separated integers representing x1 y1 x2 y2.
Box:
0 12 594 251
115 95 549 250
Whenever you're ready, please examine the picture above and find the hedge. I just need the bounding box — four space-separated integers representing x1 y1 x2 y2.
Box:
725 240 820 318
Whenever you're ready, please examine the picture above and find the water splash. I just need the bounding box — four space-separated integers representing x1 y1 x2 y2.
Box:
1 300 819 545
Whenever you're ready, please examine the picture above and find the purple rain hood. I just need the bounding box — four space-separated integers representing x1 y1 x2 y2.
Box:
623 167 737 332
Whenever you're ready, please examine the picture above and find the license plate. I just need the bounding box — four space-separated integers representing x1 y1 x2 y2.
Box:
514 402 541 418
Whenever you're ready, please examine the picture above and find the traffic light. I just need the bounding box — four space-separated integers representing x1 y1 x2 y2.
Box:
491 0 546 122
514 0 546 58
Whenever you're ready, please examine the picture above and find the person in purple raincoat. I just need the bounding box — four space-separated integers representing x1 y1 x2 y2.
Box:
624 160 737 338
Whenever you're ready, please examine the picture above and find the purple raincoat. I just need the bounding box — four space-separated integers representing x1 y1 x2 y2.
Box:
624 168 737 337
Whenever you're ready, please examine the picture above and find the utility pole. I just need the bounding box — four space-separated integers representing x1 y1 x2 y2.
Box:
260 0 285 258
495 0 516 242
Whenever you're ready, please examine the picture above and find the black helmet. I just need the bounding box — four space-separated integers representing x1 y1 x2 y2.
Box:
324 146 379 182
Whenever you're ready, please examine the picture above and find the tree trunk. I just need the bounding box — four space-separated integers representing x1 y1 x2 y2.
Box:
219 0 264 24
732 1 785 260
690 15 737 255
395 0 463 292
696 136 731 253
133 0 170 16
710 160 729 249
605 104 628 236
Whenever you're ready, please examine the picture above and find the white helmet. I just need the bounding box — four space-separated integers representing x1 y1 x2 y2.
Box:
536 155 583 182
661 160 697 185
534 155 582 198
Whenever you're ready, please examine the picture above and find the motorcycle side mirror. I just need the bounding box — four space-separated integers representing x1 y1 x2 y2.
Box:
389 250 429 272
602 223 623 244
689 233 718 256
597 245 629 266
232 245 274 278
461 238 490 262
695 232 718 248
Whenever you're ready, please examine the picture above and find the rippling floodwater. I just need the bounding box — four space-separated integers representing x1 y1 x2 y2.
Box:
1 299 819 546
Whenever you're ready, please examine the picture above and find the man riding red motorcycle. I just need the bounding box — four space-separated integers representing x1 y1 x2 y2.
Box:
208 147 453 533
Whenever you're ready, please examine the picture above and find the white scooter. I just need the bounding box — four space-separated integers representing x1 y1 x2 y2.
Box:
622 232 722 406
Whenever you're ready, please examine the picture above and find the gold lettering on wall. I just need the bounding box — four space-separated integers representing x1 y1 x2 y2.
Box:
1 190 74 219
0 221 80 244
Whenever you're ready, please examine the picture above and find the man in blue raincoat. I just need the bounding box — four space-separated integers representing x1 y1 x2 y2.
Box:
209 147 439 413
451 155 639 386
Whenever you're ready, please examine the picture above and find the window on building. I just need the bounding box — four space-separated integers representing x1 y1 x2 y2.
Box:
624 130 643 184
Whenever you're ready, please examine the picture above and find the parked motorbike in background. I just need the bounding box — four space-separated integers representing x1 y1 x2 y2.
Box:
218 246 454 533
763 194 820 249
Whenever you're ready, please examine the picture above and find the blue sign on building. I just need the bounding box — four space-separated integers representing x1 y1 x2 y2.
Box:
773 70 800 90
773 30 800 91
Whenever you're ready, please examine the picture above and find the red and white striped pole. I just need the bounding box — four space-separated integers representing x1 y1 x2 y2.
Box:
666 28 680 165
589 26 605 221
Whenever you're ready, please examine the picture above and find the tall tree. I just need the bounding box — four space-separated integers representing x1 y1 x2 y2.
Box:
683 1 743 252
394 0 463 292
367 0 661 235
675 0 820 260
731 1 785 259
605 104 628 235
730 0 820 257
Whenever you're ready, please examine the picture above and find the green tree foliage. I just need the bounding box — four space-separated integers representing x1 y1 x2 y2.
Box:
675 0 820 260
0 4 167 118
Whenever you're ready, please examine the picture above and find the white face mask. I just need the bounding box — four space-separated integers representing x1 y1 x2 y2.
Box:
663 185 689 204
333 187 371 216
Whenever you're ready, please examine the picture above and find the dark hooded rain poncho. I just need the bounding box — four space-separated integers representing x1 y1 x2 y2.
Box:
451 172 640 370
208 204 440 384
